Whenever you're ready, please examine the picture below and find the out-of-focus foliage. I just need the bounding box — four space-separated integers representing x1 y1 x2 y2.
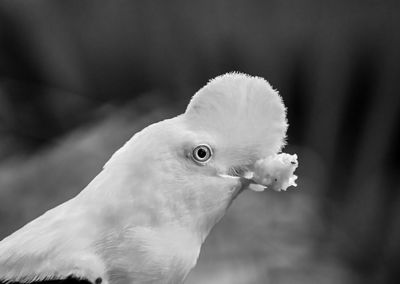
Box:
0 1 399 283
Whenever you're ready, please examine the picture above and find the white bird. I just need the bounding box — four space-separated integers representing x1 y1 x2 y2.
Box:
0 72 289 284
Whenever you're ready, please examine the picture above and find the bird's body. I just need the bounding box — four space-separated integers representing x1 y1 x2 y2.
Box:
0 119 211 283
0 73 292 284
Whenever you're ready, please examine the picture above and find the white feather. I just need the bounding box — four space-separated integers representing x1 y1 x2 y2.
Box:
0 72 291 284
185 72 287 166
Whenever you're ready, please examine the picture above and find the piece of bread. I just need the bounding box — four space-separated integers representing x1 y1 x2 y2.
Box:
249 153 298 192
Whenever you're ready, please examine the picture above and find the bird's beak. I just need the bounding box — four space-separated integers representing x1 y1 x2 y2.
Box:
218 165 268 199
218 167 264 201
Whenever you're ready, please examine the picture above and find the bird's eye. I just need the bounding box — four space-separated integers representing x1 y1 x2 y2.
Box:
192 144 213 165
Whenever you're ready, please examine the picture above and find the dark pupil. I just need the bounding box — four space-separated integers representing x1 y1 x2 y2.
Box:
197 148 207 159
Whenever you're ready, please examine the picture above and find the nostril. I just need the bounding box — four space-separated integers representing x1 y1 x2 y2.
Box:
228 166 245 177
227 165 253 179
228 167 240 177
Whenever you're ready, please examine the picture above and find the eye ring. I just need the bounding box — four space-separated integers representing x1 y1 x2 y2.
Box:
192 144 213 165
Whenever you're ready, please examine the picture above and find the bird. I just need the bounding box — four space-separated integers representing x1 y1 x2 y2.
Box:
0 72 288 284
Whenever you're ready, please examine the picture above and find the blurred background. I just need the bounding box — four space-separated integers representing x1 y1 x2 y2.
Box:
0 0 399 283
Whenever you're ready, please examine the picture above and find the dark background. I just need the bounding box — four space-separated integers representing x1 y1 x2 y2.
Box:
0 1 399 283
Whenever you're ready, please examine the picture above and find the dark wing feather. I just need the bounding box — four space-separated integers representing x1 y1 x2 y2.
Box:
0 276 102 284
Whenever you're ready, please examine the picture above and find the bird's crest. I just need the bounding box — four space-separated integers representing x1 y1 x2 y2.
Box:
185 72 288 165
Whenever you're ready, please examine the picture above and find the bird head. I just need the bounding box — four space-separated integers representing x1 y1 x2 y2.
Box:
0 72 289 284
101 72 287 241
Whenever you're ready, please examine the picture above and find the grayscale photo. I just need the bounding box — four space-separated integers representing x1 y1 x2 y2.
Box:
0 1 399 284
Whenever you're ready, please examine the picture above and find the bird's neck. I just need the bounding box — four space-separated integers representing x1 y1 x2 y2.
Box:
74 166 227 282
83 163 225 242
106 225 201 283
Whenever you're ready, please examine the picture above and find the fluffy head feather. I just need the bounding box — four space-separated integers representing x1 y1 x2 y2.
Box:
185 72 287 166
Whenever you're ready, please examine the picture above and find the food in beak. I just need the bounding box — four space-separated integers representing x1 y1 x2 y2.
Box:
244 153 298 192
